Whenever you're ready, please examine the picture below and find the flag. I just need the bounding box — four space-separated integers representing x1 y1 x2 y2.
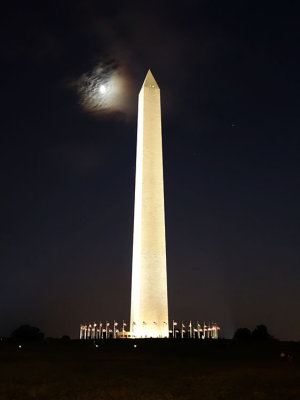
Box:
114 322 118 326
123 322 127 326
174 322 178 326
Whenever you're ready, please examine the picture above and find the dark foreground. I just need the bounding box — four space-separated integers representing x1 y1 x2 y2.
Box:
0 340 300 400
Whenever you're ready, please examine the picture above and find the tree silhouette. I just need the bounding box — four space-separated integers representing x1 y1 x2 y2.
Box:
233 328 252 340
233 325 275 341
10 325 44 341
251 324 273 341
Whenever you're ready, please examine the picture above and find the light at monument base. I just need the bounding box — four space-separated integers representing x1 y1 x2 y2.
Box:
132 324 168 339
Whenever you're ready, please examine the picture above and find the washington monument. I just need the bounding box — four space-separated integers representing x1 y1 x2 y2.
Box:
130 70 169 338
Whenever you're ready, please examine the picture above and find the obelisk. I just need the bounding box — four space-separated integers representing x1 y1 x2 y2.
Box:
130 70 169 338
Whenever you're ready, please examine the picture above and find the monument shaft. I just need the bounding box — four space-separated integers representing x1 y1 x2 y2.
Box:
130 71 169 338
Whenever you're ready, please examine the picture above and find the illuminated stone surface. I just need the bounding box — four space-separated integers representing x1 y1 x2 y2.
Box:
130 71 169 338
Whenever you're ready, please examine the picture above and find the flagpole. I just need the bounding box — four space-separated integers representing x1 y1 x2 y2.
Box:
94 322 97 340
172 320 174 339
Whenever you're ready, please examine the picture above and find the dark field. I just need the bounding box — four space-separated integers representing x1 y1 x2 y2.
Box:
1 340 300 400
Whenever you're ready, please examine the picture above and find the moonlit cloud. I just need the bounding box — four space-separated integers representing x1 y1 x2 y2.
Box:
74 60 135 116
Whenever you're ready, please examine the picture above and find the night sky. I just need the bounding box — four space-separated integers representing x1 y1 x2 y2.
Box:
1 0 300 340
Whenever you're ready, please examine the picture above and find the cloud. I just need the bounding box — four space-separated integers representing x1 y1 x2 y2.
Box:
72 2 225 117
71 59 135 117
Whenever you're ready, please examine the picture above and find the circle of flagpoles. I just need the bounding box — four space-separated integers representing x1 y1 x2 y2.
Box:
79 320 220 340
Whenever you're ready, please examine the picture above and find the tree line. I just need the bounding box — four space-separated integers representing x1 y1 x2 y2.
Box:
6 323 274 341
233 325 274 341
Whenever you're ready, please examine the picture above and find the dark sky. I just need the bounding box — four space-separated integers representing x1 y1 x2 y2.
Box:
1 0 300 340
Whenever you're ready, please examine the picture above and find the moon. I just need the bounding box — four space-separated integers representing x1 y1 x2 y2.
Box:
99 85 106 94
74 60 134 116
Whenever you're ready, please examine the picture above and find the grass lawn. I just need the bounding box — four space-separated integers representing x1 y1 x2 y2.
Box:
0 340 299 399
